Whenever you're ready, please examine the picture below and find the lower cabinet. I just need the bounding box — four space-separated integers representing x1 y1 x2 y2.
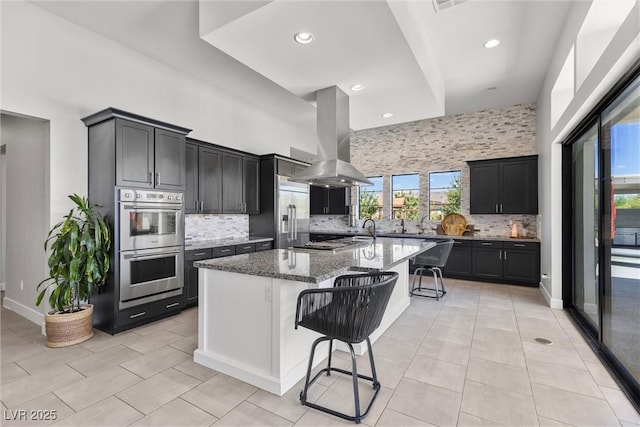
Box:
184 240 274 307
115 295 183 332
471 240 540 286
443 239 473 278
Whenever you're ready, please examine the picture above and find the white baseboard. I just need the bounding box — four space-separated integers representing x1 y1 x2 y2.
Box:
3 296 45 331
539 282 563 309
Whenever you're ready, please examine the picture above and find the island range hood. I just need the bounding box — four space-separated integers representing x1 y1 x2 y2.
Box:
291 86 373 187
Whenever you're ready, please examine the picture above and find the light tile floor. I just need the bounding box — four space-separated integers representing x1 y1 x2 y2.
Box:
2 280 639 426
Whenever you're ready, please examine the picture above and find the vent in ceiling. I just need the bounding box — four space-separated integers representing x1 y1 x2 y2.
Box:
432 0 468 13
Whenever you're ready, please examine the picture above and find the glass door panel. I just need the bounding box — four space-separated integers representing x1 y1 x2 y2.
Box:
572 124 600 328
602 74 640 384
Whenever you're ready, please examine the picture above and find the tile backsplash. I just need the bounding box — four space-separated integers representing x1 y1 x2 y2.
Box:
185 214 248 241
310 214 538 239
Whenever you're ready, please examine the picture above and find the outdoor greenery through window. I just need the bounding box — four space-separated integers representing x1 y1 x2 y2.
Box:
429 171 461 220
392 174 419 219
359 176 383 219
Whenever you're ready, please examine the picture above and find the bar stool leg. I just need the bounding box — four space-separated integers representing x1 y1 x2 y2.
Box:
347 343 361 423
327 339 333 375
431 268 440 301
301 336 330 404
366 338 380 389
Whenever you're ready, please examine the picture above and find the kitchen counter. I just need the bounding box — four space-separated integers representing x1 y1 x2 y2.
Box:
194 237 435 283
194 237 435 395
185 235 273 250
310 229 540 242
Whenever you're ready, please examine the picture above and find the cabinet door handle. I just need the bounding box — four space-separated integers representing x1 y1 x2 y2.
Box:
495 204 498 213
166 302 179 309
500 204 503 213
156 173 160 185
482 242 492 246
195 200 199 211
148 172 153 184
499 251 502 260
221 249 231 253
504 250 507 261
200 200 204 212
194 252 207 256
514 243 525 247
130 311 146 319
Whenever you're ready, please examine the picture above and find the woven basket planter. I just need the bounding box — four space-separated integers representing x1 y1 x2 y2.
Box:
45 304 94 348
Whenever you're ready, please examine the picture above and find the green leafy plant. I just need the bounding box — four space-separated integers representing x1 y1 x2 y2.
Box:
359 190 381 220
442 176 461 215
36 194 111 313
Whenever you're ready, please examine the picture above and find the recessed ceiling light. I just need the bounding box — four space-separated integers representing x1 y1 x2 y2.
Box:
294 32 314 44
483 39 500 48
382 112 394 118
351 84 365 91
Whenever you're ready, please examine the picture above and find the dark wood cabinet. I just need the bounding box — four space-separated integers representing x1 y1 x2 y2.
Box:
154 129 186 190
184 240 273 306
243 157 260 215
222 152 260 214
184 249 212 307
116 119 154 188
472 241 504 280
223 152 243 213
468 155 537 214
443 239 472 278
185 140 223 214
471 240 539 285
310 186 349 215
115 119 185 190
503 241 540 284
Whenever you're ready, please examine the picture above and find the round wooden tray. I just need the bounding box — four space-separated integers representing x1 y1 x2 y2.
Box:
441 213 468 236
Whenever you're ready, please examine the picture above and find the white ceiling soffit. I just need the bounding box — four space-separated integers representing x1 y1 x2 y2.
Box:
199 0 446 130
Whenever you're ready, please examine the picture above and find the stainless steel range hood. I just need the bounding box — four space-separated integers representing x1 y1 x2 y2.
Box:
291 86 372 187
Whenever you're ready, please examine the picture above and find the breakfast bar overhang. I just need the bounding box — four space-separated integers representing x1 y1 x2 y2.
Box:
193 238 435 396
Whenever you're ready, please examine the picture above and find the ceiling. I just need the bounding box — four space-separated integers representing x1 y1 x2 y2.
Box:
31 0 573 131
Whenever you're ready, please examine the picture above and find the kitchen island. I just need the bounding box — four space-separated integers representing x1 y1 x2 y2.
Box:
193 237 434 395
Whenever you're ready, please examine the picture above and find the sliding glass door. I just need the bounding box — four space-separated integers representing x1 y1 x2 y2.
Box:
601 77 640 384
566 69 640 405
572 123 600 330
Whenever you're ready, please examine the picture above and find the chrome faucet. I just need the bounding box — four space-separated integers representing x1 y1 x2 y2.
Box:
362 219 377 239
400 219 407 234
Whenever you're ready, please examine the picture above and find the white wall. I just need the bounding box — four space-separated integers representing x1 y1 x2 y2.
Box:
0 113 50 324
0 142 5 291
0 1 321 323
536 0 639 308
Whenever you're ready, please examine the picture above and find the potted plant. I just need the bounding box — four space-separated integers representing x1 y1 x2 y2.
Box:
36 194 111 347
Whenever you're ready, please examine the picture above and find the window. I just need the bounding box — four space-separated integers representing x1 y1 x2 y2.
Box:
358 176 383 219
429 171 461 220
391 174 419 219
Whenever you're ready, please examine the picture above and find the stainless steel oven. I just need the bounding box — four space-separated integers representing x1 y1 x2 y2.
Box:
118 188 185 309
119 245 184 309
119 188 184 251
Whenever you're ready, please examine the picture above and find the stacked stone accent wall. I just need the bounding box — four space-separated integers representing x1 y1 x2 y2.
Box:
315 104 539 238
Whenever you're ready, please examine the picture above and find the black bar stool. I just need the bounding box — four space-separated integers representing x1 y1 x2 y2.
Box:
411 239 454 300
294 272 398 424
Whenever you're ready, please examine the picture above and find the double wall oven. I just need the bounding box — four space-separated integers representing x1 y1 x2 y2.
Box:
118 188 184 309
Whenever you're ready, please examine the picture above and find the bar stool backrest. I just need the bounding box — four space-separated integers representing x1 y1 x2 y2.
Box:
295 272 398 344
414 239 455 269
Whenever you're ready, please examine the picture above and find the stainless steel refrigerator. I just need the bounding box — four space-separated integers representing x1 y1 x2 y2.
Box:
277 177 310 248
249 156 310 249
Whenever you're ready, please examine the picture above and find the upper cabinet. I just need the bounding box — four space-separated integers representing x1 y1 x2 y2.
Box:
468 155 538 214
185 141 222 214
83 108 190 191
310 186 350 215
186 139 259 215
222 152 260 214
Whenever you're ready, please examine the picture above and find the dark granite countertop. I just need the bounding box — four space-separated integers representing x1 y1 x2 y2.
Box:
185 236 273 251
310 229 540 243
194 237 435 283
